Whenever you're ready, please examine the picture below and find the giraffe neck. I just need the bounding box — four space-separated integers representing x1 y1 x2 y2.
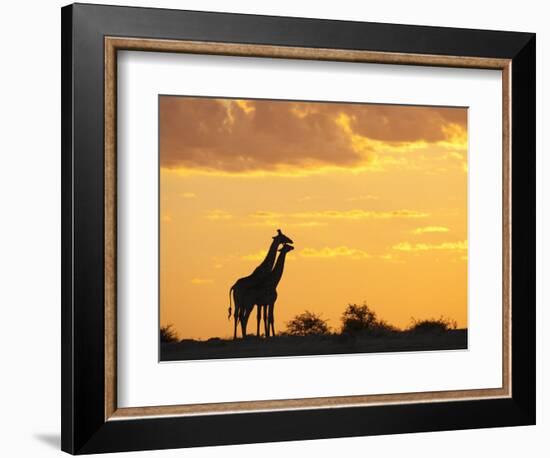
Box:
271 251 288 288
252 239 279 276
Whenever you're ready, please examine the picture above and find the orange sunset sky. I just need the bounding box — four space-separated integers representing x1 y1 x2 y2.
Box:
159 96 468 340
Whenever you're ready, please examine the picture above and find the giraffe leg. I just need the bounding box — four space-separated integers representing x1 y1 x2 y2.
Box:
232 300 238 339
263 306 269 337
240 309 247 338
241 306 251 338
256 305 262 337
269 304 275 337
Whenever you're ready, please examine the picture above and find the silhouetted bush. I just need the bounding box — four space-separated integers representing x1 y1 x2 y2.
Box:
285 310 331 336
408 316 457 334
160 324 179 343
369 319 399 336
341 303 378 335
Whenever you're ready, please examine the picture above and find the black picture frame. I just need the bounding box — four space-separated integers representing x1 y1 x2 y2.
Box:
61 3 535 454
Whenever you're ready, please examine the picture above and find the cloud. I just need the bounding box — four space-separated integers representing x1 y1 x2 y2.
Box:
181 192 196 199
292 222 328 228
242 219 328 229
160 97 361 173
241 250 267 261
392 240 467 252
190 278 213 285
347 195 379 201
159 96 467 174
243 245 372 261
347 104 466 144
378 253 404 263
300 246 371 259
289 209 429 220
205 210 233 221
250 211 283 219
249 209 427 220
412 226 450 234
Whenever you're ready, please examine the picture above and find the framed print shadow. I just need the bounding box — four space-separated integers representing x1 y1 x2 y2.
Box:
61 3 536 455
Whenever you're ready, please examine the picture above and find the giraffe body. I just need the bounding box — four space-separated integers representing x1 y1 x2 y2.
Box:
240 243 294 338
228 230 293 339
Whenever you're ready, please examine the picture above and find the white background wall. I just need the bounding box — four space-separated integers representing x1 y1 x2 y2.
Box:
0 0 545 456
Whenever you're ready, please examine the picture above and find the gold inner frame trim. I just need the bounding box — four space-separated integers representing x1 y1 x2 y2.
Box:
104 36 512 421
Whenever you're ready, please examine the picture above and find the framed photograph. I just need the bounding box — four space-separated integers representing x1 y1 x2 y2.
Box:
61 3 536 454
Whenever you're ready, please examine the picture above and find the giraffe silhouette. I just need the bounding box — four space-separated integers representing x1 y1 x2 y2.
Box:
241 243 295 338
228 230 293 339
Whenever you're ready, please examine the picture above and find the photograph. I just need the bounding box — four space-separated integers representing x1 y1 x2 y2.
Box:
51 2 536 454
159 95 469 361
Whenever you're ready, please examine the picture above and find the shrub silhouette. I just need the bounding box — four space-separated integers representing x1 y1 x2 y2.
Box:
408 316 457 334
370 319 399 336
341 303 378 335
285 310 330 336
160 324 179 343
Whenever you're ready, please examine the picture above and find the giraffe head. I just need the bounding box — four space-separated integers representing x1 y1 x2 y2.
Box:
273 229 293 246
278 243 295 254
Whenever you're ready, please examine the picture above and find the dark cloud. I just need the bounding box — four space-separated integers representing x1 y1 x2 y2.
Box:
346 104 466 143
159 96 466 173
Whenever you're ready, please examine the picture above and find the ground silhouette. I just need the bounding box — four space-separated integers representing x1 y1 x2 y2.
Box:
160 328 467 361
